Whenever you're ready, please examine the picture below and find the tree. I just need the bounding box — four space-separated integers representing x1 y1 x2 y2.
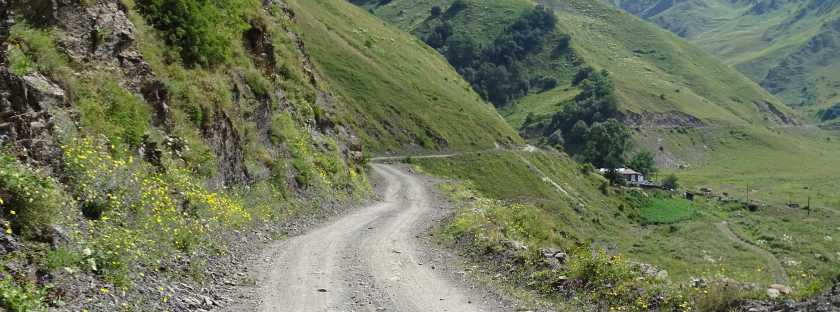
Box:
572 66 594 85
425 22 453 48
425 4 564 107
568 120 589 146
582 119 631 169
547 70 619 138
444 34 478 68
448 0 468 13
431 6 442 17
662 174 679 190
628 151 657 177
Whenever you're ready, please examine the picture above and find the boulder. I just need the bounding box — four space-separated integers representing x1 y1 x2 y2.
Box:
767 288 781 299
655 270 669 281
770 284 793 295
0 232 21 255
690 277 707 288
502 240 528 251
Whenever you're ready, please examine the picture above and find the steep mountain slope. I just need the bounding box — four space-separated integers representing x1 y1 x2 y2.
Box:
286 0 522 152
609 0 840 114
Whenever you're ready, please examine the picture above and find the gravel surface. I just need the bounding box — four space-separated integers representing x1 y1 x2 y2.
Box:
226 164 517 312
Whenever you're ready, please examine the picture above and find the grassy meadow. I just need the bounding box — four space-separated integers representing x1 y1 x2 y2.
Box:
412 144 839 299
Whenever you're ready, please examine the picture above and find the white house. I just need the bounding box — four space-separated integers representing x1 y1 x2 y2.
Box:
598 168 646 185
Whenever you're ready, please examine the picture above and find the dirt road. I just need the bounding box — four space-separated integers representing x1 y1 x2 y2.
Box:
255 164 509 312
717 221 789 284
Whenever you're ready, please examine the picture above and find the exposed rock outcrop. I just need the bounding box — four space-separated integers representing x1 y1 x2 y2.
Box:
0 0 9 64
0 72 65 167
754 100 799 125
622 110 705 129
244 23 277 74
204 107 250 188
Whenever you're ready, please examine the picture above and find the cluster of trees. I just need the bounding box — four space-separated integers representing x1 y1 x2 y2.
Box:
423 4 569 106
543 68 659 183
543 68 623 165
819 103 840 121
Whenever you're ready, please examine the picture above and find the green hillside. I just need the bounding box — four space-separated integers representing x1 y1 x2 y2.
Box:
412 146 840 308
359 0 797 131
286 0 522 153
609 0 840 115
354 0 840 303
537 0 796 127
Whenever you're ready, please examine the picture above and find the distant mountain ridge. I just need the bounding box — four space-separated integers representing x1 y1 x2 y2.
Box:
607 0 840 117
354 0 797 131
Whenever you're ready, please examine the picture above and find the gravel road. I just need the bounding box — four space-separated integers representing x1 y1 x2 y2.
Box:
253 164 511 312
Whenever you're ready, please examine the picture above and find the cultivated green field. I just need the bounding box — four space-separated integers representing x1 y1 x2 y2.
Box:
640 197 695 224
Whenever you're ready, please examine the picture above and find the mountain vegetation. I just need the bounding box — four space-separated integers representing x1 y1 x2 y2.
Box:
355 0 840 308
608 0 840 117
1 0 839 310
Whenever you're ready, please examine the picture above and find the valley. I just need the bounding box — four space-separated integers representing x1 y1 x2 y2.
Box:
0 0 838 311
355 0 840 308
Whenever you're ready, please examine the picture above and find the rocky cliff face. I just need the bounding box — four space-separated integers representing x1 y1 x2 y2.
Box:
2 0 363 186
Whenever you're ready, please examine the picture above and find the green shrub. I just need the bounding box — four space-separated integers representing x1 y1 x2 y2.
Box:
136 0 254 67
662 174 680 190
244 67 272 97
75 75 151 148
292 157 313 187
7 46 33 76
690 280 749 312
45 247 83 272
8 23 73 83
0 153 65 239
0 274 47 312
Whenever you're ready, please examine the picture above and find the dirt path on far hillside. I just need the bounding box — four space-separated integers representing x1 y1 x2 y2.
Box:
247 164 516 312
717 221 789 285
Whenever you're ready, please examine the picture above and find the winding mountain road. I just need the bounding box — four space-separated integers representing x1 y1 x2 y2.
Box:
255 164 509 312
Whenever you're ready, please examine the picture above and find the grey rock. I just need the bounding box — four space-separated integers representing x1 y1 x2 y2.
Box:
0 71 65 167
0 233 21 255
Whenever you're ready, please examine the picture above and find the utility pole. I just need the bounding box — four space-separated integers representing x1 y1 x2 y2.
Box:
746 183 750 203
807 196 811 216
